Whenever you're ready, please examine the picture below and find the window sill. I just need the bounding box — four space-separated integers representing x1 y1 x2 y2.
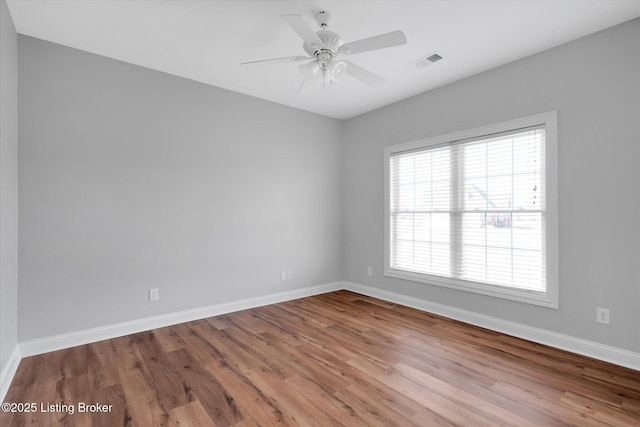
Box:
385 268 559 308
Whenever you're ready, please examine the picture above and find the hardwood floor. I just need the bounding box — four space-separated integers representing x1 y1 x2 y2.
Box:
2 290 639 426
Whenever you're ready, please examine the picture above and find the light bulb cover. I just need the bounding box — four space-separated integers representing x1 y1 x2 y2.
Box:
331 61 347 82
322 68 332 86
299 61 320 79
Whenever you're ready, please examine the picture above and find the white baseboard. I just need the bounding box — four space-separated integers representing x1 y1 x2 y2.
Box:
343 281 640 371
19 282 343 358
1 345 21 402
5 279 637 398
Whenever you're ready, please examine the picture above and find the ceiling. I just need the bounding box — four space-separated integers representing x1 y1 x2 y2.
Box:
6 1 640 120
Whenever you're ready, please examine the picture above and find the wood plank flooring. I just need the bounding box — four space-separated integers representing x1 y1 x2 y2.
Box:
2 290 639 426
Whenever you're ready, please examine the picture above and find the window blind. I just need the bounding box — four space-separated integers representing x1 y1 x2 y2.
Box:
389 126 546 292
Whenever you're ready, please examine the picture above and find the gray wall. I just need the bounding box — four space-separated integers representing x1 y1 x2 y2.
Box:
18 36 343 341
0 0 19 374
342 18 640 352
14 17 640 354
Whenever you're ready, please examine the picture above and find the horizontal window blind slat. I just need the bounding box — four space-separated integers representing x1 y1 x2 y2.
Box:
389 125 546 293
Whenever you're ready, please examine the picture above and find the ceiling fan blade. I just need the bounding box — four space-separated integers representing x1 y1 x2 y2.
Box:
340 30 407 55
281 14 323 47
297 77 317 96
344 60 386 88
240 55 312 65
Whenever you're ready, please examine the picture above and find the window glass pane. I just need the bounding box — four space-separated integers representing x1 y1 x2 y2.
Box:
392 148 451 213
485 213 512 248
486 247 513 286
462 213 513 285
512 173 542 210
512 213 543 251
413 241 431 273
430 213 451 276
390 212 450 276
431 213 449 243
397 183 415 211
486 176 513 210
393 213 413 240
464 179 492 210
460 212 545 289
389 123 548 297
392 238 413 270
512 249 545 291
431 242 451 276
461 213 487 282
486 139 513 176
414 213 431 242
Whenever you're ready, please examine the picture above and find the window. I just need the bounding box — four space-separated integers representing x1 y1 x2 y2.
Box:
384 112 558 308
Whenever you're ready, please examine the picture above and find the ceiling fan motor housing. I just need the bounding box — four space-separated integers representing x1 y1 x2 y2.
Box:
303 30 343 60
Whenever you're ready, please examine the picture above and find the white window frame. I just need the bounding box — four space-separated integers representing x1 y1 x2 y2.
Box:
384 111 559 308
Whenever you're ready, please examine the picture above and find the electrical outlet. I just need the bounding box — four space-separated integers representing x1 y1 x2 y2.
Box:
596 307 610 324
287 270 292 279
280 270 287 281
149 288 159 302
367 267 373 277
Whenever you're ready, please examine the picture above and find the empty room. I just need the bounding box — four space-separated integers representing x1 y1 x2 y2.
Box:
1 1 639 426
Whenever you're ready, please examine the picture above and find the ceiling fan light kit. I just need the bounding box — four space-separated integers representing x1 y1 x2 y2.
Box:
241 11 407 95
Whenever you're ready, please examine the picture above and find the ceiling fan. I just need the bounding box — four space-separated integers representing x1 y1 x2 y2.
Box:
241 11 407 95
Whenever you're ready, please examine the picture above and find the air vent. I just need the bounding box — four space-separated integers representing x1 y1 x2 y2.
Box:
412 52 444 68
